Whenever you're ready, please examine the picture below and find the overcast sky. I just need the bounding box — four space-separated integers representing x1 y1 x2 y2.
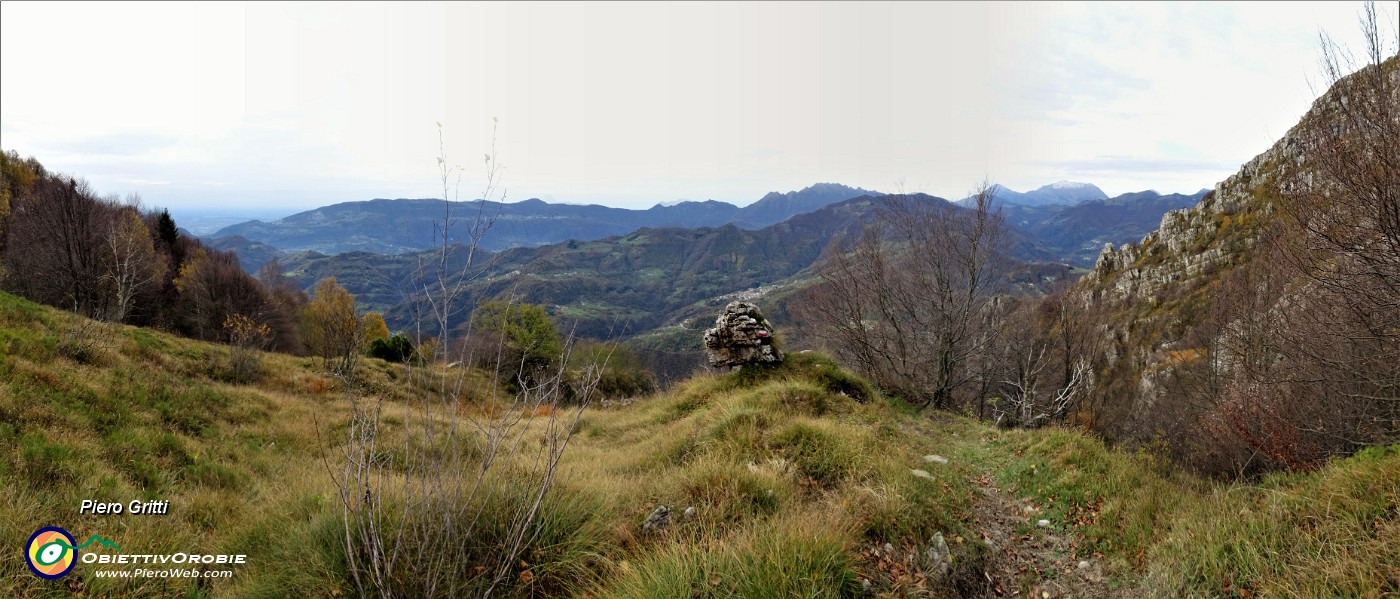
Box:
2 1 1394 216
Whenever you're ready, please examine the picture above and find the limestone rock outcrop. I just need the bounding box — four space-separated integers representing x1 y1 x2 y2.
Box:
702 302 783 368
1076 57 1399 430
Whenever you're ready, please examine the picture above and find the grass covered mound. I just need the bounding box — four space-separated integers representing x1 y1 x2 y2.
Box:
2 291 1396 597
567 353 988 597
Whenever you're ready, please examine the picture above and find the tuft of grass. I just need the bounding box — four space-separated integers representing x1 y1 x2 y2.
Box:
770 419 863 487
703 404 772 461
603 512 861 599
329 477 617 598
223 501 354 598
183 460 250 491
18 431 85 486
1145 444 1400 597
669 457 791 533
103 427 189 491
706 351 877 401
736 379 859 418
800 353 878 403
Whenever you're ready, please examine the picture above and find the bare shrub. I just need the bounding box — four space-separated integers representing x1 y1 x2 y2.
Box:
223 313 271 384
58 312 116 365
325 122 600 598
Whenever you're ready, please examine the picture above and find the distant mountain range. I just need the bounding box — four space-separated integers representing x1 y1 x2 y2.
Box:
209 180 1202 275
210 183 879 257
729 182 882 228
1000 189 1209 266
956 181 1108 208
266 193 1067 341
201 181 1207 379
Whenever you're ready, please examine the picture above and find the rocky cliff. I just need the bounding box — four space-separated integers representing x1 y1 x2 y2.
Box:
1074 55 1399 469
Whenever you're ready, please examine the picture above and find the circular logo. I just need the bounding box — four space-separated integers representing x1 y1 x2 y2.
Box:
25 527 77 579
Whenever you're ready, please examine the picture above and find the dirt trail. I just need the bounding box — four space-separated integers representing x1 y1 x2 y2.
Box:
969 472 1142 599
885 417 1144 598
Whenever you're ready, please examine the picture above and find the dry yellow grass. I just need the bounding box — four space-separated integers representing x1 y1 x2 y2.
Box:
3 291 1397 598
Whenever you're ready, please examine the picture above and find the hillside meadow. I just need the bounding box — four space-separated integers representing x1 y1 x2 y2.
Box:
1 291 1396 597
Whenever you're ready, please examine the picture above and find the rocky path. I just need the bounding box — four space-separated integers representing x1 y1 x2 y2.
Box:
969 471 1140 599
889 417 1144 598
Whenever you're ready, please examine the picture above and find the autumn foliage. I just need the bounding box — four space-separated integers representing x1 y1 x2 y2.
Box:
0 149 308 354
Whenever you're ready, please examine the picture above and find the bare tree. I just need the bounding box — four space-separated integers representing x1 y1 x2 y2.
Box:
992 295 1095 427
104 205 164 323
797 183 1008 409
172 247 271 342
1283 1 1400 342
4 176 108 316
997 343 1092 428
0 165 10 280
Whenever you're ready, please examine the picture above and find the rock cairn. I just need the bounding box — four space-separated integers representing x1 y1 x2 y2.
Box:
702 301 783 368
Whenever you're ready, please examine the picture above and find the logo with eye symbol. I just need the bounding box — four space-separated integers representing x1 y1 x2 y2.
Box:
25 527 78 579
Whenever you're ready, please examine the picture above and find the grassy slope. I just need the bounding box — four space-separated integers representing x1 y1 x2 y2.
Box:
1 291 1396 598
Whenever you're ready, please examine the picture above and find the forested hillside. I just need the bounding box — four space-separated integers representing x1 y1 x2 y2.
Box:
1001 190 1208 266
0 151 308 354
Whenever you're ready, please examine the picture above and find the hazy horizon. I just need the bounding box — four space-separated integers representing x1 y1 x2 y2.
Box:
170 178 1218 236
3 1 1392 214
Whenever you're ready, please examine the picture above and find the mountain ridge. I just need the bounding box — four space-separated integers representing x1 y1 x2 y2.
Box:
728 182 882 229
273 193 1071 343
210 181 1201 272
210 183 881 258
1002 189 1208 266
956 181 1108 208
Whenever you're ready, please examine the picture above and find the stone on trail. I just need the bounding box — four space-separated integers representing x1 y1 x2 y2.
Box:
642 505 671 533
